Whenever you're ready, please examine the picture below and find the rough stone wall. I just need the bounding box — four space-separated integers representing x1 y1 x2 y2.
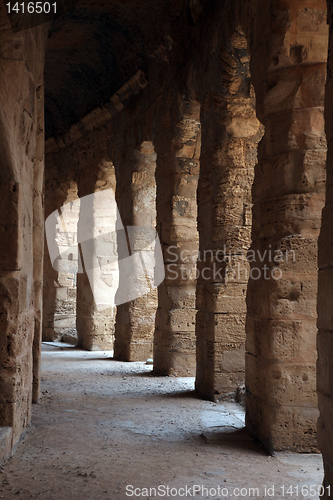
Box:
32 72 45 403
0 6 46 452
2 0 332 470
195 25 261 400
153 91 200 376
318 0 333 495
245 0 327 452
113 139 157 362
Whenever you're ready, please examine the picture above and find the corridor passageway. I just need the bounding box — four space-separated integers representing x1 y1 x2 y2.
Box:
0 344 323 499
2 0 333 496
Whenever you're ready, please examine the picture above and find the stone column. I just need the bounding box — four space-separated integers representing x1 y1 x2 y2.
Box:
32 81 45 403
43 180 78 344
195 28 261 400
318 1 333 496
245 0 327 452
114 140 157 361
0 17 46 450
76 164 117 351
154 95 200 376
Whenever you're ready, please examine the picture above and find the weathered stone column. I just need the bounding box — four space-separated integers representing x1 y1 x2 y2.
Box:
154 95 200 376
195 28 261 400
32 81 45 403
318 1 333 496
114 140 157 361
0 16 46 451
43 180 79 344
76 163 117 351
245 0 327 452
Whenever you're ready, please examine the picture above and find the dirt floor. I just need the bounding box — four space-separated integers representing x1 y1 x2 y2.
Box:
0 343 324 500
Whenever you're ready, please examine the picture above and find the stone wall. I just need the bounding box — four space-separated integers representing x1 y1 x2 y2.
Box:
318 0 333 495
0 6 46 454
39 0 331 461
245 0 327 452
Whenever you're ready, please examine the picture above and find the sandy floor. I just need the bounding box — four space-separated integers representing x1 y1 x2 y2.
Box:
0 343 324 499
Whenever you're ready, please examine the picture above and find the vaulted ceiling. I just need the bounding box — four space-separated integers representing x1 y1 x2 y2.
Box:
44 0 200 138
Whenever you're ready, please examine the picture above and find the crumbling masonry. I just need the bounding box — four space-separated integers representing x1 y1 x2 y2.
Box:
1 0 333 494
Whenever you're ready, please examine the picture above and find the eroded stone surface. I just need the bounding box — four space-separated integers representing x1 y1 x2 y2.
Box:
245 0 327 453
154 92 200 376
318 1 333 496
114 140 157 361
1 0 333 472
0 10 47 449
195 21 261 400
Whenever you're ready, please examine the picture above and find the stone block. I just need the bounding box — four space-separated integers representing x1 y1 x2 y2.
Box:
163 241 199 264
257 193 323 240
161 219 197 243
214 367 245 395
164 262 197 285
172 197 197 219
268 277 317 320
247 272 317 320
246 392 318 453
205 282 247 313
57 272 75 287
246 317 316 362
212 226 251 248
154 328 195 352
168 308 196 333
79 333 114 351
127 341 153 362
175 175 198 199
128 323 155 341
154 349 196 377
53 315 75 330
246 353 316 406
215 343 245 374
55 287 68 301
158 285 195 310
196 311 246 344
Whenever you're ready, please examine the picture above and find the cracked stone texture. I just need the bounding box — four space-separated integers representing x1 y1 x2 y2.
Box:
154 91 201 376
113 139 157 362
317 1 333 497
244 0 328 453
0 9 47 449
